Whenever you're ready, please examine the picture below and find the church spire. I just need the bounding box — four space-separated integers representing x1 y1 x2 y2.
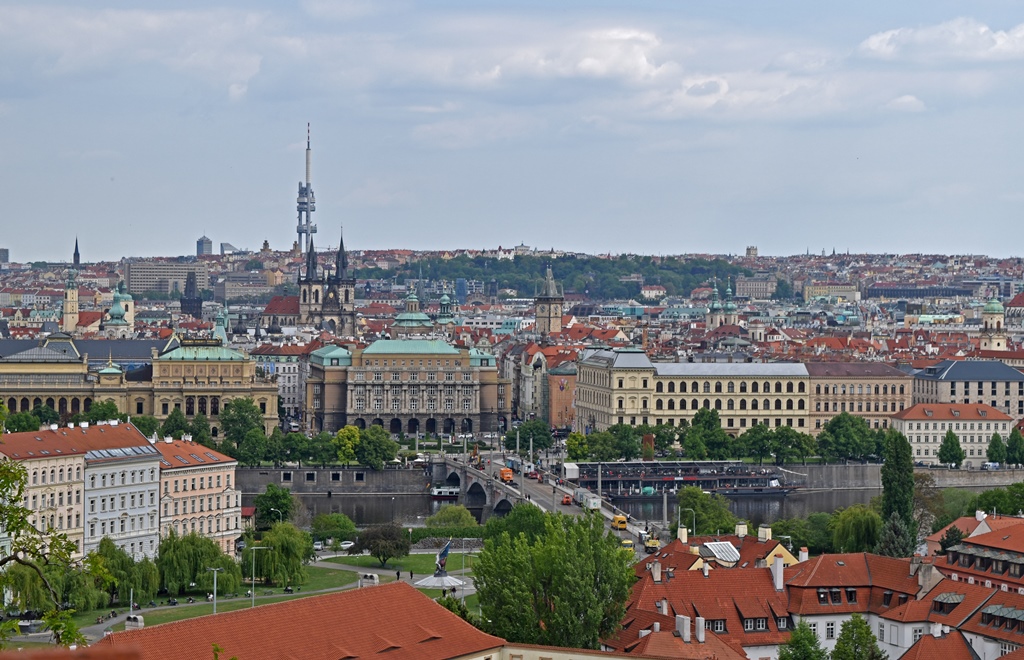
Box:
335 227 348 280
73 238 80 267
304 237 318 281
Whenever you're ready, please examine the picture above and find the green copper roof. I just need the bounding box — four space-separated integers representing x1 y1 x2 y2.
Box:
159 345 247 361
984 298 1005 314
311 345 353 366
364 339 460 355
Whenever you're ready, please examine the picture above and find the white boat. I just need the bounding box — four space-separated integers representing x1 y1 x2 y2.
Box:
430 486 460 500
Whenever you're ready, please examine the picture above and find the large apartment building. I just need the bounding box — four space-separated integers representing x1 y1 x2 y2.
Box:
305 339 512 435
805 362 912 433
892 403 1013 468
124 260 210 295
913 360 1024 423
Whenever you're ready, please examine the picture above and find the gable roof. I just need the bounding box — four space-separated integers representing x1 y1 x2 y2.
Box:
0 423 153 461
95 582 504 660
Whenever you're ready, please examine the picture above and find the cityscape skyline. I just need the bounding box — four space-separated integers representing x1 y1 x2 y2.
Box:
2 2 1024 261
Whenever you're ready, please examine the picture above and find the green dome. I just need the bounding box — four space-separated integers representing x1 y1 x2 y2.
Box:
984 298 1005 314
440 293 450 304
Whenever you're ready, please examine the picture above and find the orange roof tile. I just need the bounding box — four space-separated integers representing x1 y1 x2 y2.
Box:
0 422 151 461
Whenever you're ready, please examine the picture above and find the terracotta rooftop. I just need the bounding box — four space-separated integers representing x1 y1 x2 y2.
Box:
0 422 152 461
892 403 1012 422
95 582 505 660
153 438 235 470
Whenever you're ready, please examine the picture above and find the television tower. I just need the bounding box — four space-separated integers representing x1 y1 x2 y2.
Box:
296 123 317 254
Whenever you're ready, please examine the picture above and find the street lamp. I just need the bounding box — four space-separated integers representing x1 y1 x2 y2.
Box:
270 508 283 524
206 567 223 614
680 507 696 540
250 546 271 608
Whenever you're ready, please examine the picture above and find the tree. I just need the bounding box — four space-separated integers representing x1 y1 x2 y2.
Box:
830 613 886 660
30 404 59 426
356 425 399 470
743 424 774 465
131 415 160 439
938 430 966 468
778 621 827 660
237 428 267 467
475 512 633 649
880 430 914 537
426 504 478 528
483 503 548 544
220 398 265 450
875 511 915 558
310 513 357 544
254 483 294 530
1007 429 1024 467
0 460 85 647
190 413 212 446
607 424 640 461
676 486 737 536
939 525 966 552
682 427 708 460
818 413 873 463
160 408 190 439
504 419 554 454
585 431 620 461
308 431 337 466
265 427 286 465
80 400 126 424
5 412 39 433
832 505 881 552
332 425 360 463
156 532 241 596
261 523 314 587
933 488 977 532
566 432 589 461
988 433 1008 465
353 524 411 567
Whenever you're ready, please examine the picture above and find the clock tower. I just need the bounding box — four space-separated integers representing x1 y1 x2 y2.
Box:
534 266 564 336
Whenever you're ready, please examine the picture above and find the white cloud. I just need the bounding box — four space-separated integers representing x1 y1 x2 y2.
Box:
885 94 925 112
411 114 542 149
860 18 1024 61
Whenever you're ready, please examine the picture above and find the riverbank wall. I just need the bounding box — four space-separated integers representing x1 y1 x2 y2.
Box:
236 466 431 498
780 464 1024 491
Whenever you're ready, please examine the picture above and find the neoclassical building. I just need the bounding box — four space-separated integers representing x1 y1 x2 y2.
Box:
305 338 511 435
0 334 278 437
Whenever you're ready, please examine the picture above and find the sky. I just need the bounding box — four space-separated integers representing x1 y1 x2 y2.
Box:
2 1 1024 262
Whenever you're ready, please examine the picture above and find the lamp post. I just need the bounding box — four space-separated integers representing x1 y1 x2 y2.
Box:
206 567 223 614
680 507 696 540
270 507 283 524
250 546 271 608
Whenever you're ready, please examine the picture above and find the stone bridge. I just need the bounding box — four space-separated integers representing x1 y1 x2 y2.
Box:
431 456 524 518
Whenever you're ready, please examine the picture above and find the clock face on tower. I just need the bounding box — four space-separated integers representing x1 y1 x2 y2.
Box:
328 291 335 300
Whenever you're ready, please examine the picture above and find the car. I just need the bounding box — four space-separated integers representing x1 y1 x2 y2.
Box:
621 539 635 550
509 481 520 489
339 541 355 551
561 494 572 505
313 541 323 552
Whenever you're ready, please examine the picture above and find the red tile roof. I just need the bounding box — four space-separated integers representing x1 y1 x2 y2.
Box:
262 295 299 316
153 438 235 471
900 631 977 660
0 422 151 461
892 403 1012 422
95 582 504 660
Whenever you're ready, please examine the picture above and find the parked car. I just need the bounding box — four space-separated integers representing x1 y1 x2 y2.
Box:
313 541 323 552
339 541 355 551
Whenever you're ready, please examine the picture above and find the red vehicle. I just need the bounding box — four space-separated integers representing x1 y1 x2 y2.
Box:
526 471 539 479
561 494 572 505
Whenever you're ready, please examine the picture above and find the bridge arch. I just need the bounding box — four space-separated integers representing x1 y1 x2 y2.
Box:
465 482 487 508
446 471 461 488
493 499 514 517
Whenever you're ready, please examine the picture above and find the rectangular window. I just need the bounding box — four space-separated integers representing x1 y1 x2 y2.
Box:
826 622 835 639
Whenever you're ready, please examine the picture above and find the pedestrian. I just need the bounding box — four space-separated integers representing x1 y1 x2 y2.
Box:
396 570 401 581
410 571 414 580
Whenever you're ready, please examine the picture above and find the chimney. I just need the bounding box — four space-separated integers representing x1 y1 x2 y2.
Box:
50 424 58 431
652 622 660 633
976 510 987 522
659 599 669 616
678 523 687 544
735 522 747 539
702 563 709 578
164 436 173 444
931 622 942 638
695 617 705 643
110 420 118 426
80 422 89 429
772 554 785 591
799 547 809 563
909 555 921 577
758 524 772 542
677 615 691 642
68 423 75 429
652 561 662 584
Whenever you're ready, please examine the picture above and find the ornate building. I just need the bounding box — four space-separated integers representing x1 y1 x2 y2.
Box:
980 297 1008 351
534 266 564 336
180 271 203 320
305 339 511 436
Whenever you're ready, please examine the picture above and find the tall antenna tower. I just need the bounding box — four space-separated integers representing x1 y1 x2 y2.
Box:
296 123 317 254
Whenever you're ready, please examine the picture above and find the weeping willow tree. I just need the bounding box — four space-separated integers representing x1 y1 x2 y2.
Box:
0 459 86 647
259 523 314 587
156 532 242 595
93 537 160 605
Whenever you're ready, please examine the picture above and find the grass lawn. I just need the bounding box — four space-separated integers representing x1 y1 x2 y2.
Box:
108 593 308 630
326 552 476 576
299 566 358 591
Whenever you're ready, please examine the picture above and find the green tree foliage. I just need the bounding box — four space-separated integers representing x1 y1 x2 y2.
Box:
308 431 337 466
190 413 212 446
778 621 828 660
254 483 294 530
830 613 887 660
676 486 738 536
265 427 286 465
566 432 589 461
608 424 641 460
5 411 39 433
874 512 916 558
475 512 633 649
78 400 127 424
352 523 411 567
938 430 966 468
155 532 241 596
261 523 314 587
483 503 549 544
437 594 479 626
975 482 1024 517
131 415 161 439
505 419 554 453
238 428 267 467
880 430 915 536
160 407 190 439
690 410 733 460
426 504 479 528
771 513 833 555
31 404 59 426
332 425 360 463
93 538 160 605
682 427 708 460
1007 429 1024 466
773 279 794 300
283 432 309 464
357 425 400 470
832 505 882 552
932 488 977 532
939 525 966 552
220 398 265 450
311 513 357 544
988 433 1008 464
817 413 874 463
742 424 774 465
584 431 620 461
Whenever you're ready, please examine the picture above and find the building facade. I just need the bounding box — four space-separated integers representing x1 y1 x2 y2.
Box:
913 359 1024 423
534 266 564 336
155 437 240 554
575 347 810 434
805 362 913 433
305 339 511 436
892 403 1012 467
124 261 210 295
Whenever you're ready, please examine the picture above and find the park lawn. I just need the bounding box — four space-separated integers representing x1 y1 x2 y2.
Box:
326 552 476 576
300 566 358 591
108 593 308 630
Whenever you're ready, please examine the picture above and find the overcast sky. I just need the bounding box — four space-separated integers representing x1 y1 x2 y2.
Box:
2 1 1023 262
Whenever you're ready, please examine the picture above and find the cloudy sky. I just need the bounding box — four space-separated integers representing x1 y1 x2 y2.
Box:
2 1 1023 262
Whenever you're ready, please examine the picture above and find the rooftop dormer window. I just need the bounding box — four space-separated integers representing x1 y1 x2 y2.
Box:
830 588 842 605
817 589 828 605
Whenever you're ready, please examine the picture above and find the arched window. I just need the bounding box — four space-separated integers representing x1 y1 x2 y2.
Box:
798 400 805 410
727 399 734 410
786 400 794 410
816 384 821 395
656 382 664 393
787 382 794 393
703 382 711 393
656 399 664 410
727 382 735 393
899 384 905 394
302 290 307 303
751 399 759 410
32 471 38 485
314 290 320 304
740 382 747 393
703 399 711 409
691 399 699 410
668 399 675 410
714 399 722 410
692 382 699 393
50 469 55 483
715 382 722 393
76 467 81 480
679 382 687 393
798 382 806 393
775 382 783 393
668 382 675 393
882 384 888 395
752 382 760 394
58 468 64 482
